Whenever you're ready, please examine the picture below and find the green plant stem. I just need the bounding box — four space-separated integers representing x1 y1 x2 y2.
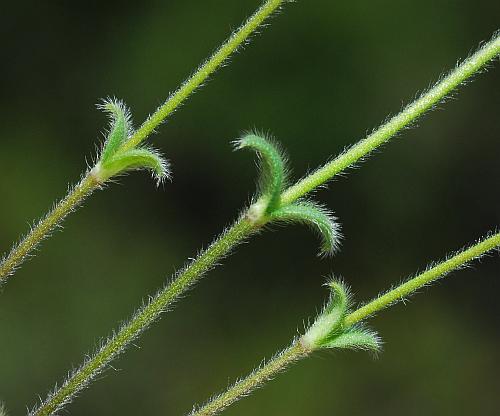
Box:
189 232 500 416
190 342 309 416
31 217 256 416
0 173 99 284
344 232 500 326
120 0 285 152
280 32 500 205
1 0 286 287
31 33 500 415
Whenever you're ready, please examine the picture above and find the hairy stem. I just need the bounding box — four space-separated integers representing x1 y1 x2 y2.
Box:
30 217 256 416
280 32 500 205
0 173 99 284
344 232 500 326
0 0 286 286
120 0 286 152
189 232 500 416
189 342 308 416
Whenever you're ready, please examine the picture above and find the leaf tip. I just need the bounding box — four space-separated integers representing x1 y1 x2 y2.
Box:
270 201 342 256
235 131 289 215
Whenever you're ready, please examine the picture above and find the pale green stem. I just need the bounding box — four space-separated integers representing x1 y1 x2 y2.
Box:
280 32 500 205
0 173 99 284
30 217 256 416
189 232 500 416
0 0 286 287
344 232 500 326
120 0 285 152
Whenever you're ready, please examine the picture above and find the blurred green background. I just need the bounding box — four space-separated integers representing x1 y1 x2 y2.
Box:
1 0 499 415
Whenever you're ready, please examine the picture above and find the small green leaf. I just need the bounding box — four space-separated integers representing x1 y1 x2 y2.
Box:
100 147 170 185
270 201 341 255
302 280 381 354
322 325 381 352
234 132 288 213
302 280 350 349
98 98 132 163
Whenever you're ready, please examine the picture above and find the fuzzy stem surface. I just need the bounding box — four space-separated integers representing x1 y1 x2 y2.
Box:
31 218 256 416
120 0 285 152
1 0 286 286
0 173 99 284
345 232 500 326
190 342 308 416
280 32 500 205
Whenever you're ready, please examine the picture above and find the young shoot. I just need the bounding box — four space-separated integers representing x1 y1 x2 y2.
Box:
91 99 170 185
300 280 380 352
236 133 341 255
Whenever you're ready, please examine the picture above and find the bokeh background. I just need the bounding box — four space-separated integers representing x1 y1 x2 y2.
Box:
1 1 499 415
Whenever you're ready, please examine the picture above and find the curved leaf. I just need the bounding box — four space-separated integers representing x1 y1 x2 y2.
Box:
234 133 288 213
302 280 350 349
303 281 381 352
322 325 381 352
270 201 341 255
100 147 170 185
98 98 132 162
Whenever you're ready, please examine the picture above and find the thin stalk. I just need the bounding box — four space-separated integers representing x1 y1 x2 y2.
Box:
30 218 256 416
0 0 286 286
189 342 309 416
280 31 500 205
30 33 500 415
344 232 500 326
120 0 285 152
0 173 99 283
189 232 500 416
